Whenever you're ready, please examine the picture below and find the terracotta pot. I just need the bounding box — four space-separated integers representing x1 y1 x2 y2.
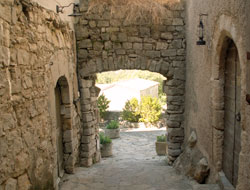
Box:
101 143 112 157
105 128 120 139
155 142 167 156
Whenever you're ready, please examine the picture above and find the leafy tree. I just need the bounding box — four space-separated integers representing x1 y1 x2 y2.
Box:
139 96 162 123
97 94 110 120
121 98 141 122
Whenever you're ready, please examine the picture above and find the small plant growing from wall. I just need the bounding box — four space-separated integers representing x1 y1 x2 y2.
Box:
97 94 111 120
139 96 162 123
121 98 141 122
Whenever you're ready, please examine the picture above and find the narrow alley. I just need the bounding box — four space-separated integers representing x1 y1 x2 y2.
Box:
59 128 219 190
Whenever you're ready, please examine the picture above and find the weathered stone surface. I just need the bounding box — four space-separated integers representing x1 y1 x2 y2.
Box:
193 158 210 183
17 173 31 190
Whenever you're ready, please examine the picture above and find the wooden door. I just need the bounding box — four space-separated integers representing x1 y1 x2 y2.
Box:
55 85 64 178
223 40 241 187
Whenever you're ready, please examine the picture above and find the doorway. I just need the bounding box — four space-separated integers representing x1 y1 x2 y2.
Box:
222 39 241 187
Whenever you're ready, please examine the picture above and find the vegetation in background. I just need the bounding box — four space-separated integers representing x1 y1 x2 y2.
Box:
100 132 112 144
157 134 166 142
139 96 162 123
97 94 111 119
106 120 119 129
122 96 162 123
96 70 167 106
121 98 141 122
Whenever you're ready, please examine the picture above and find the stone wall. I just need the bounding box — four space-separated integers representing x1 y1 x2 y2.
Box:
184 0 250 188
0 0 81 189
76 0 186 166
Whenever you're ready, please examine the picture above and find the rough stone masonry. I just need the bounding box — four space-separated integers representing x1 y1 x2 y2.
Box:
76 0 186 166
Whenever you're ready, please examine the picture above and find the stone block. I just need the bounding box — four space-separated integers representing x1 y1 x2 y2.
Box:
168 128 184 137
80 157 93 167
110 19 121 26
63 130 72 143
118 33 127 42
97 20 109 27
81 141 96 152
83 128 95 135
0 46 10 67
106 27 119 33
64 142 73 153
174 68 186 80
145 51 160 58
116 49 126 55
79 39 92 49
80 79 92 88
5 178 17 190
81 134 95 144
0 4 11 23
212 110 224 130
156 42 168 50
171 40 182 49
78 49 88 59
81 88 91 99
93 42 104 51
143 43 153 50
17 173 31 190
123 42 132 49
89 21 96 28
140 27 150 37
166 120 181 128
104 41 112 50
167 142 181 150
17 49 30 65
168 148 182 157
81 104 91 112
82 112 93 122
128 37 142 43
173 18 184 26
75 26 89 40
133 43 142 50
161 49 177 57
177 49 185 55
161 32 173 40
101 33 110 41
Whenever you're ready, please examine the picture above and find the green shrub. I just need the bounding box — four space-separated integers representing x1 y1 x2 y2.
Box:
100 132 112 144
106 120 119 129
97 94 111 119
121 98 140 122
139 96 162 123
157 135 166 142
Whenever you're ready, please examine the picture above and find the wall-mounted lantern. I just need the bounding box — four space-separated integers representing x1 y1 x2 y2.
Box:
56 3 82 17
196 14 208 46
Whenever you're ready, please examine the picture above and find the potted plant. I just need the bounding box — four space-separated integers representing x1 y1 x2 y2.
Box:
100 132 112 157
105 120 120 139
155 135 167 156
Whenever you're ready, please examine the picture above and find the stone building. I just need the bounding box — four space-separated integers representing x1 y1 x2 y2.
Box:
97 78 159 111
0 0 249 189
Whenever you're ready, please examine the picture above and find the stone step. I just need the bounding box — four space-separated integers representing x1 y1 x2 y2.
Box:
192 184 221 190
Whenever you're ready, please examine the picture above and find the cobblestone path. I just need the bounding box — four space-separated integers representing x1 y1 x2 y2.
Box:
59 128 215 190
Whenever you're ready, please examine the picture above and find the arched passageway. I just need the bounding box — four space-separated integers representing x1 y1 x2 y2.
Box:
76 0 186 167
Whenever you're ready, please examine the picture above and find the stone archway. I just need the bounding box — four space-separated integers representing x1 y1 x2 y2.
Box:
76 1 186 166
211 36 242 187
55 76 74 177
